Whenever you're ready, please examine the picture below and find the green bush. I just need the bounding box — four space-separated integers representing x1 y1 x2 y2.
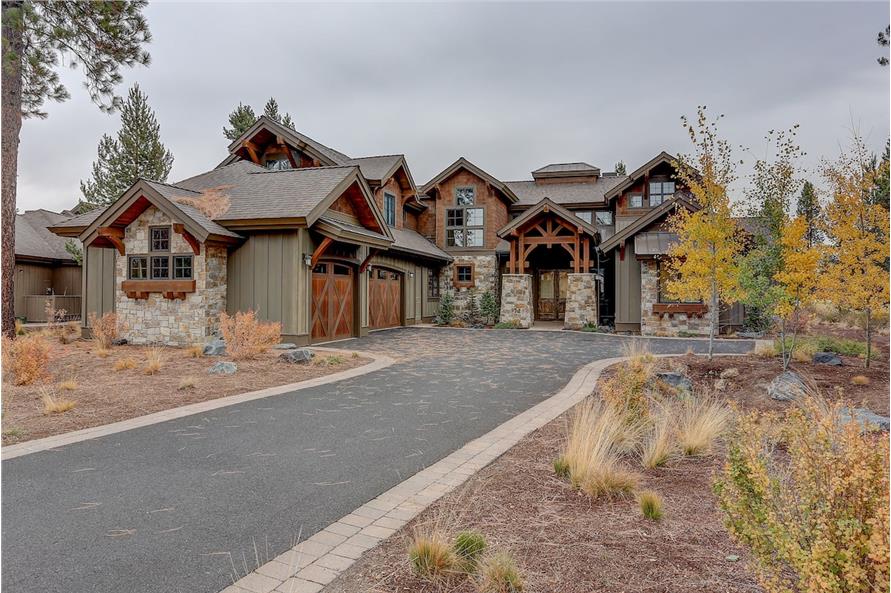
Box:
480 290 498 325
638 490 664 521
774 335 868 358
453 530 487 570
435 292 455 325
494 321 520 330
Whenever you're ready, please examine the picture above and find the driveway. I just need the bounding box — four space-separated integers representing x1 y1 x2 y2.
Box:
1 328 752 593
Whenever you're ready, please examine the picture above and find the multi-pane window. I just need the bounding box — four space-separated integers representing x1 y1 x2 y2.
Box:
427 269 440 299
384 192 396 226
575 211 593 224
649 181 675 207
595 211 614 225
173 255 193 279
150 227 170 252
128 256 148 280
446 207 484 247
629 194 643 208
455 187 475 205
455 264 473 286
265 157 291 170
151 255 170 279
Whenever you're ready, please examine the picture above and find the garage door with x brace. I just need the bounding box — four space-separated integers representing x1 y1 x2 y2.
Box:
311 262 354 341
369 268 402 329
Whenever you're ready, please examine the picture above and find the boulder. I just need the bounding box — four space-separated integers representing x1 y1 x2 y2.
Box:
273 343 298 350
719 367 740 379
203 338 227 357
767 371 808 401
839 407 890 432
111 338 128 346
208 361 237 375
279 348 315 364
812 351 842 366
655 372 693 395
715 378 728 392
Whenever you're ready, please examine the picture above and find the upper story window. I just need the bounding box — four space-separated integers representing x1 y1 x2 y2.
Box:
265 157 291 170
151 227 170 252
455 186 475 205
446 207 484 247
595 211 614 226
629 194 643 209
384 192 396 226
575 211 593 224
649 181 675 207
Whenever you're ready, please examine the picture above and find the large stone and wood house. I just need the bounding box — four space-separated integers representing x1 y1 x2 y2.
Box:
49 116 744 346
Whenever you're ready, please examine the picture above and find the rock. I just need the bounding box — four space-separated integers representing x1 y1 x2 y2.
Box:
725 555 740 562
737 331 764 339
208 361 237 375
203 338 227 356
111 338 128 346
655 372 693 395
719 367 740 379
273 343 298 350
279 348 315 364
812 351 842 366
767 371 809 401
839 407 890 432
715 378 728 392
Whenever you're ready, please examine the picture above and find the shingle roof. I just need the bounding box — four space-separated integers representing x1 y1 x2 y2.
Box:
532 162 600 178
47 207 103 231
141 180 242 238
224 116 352 166
16 210 79 262
346 155 403 182
389 227 450 262
504 176 627 206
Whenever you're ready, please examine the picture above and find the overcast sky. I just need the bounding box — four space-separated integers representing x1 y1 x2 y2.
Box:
16 0 890 212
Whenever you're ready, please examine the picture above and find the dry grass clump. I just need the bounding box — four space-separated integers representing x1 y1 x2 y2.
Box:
638 490 664 521
408 529 456 580
143 348 165 375
185 344 204 358
754 342 776 358
314 354 345 367
41 387 76 415
219 310 281 360
88 312 120 349
96 347 111 358
453 530 487 571
677 394 732 456
599 341 656 420
114 357 136 371
2 334 50 385
640 402 677 469
477 551 524 593
851 375 870 385
177 375 197 391
59 378 78 391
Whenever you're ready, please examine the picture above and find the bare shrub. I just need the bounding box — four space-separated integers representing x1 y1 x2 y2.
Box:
113 357 136 371
44 303 79 344
185 344 204 358
2 334 50 385
219 310 281 360
677 393 732 456
88 312 120 349
143 348 164 375
177 376 197 391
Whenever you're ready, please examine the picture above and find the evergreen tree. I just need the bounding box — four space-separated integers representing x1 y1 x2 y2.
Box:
263 97 295 129
222 103 257 141
80 84 174 205
866 140 890 211
878 25 889 66
795 181 822 247
614 161 627 175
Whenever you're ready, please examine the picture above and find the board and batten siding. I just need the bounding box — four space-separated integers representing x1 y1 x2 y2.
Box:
226 231 304 337
84 246 116 326
13 263 53 318
613 242 641 332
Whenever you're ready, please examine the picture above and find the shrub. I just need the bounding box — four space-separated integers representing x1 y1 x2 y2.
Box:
114 357 136 371
676 394 732 456
219 310 281 360
178 376 197 391
480 290 498 326
436 292 455 326
599 343 655 421
143 348 164 375
408 531 455 580
477 551 524 593
96 347 111 358
453 530 487 571
638 490 664 521
463 289 482 325
774 335 868 359
88 312 120 349
640 403 676 469
714 395 889 593
314 355 345 367
41 388 76 415
44 304 79 344
2 334 50 385
185 344 204 358
14 319 25 336
493 321 520 330
851 375 870 385
59 378 78 391
552 457 570 478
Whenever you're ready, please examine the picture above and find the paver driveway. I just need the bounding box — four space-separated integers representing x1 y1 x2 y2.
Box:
1 328 752 593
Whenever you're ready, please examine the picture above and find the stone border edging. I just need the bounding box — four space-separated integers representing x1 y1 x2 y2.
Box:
411 322 757 343
220 354 627 593
1 347 394 461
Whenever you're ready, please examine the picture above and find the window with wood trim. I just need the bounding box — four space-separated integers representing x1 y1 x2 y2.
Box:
384 192 396 226
575 210 592 224
427 269 440 299
629 193 643 208
595 211 614 225
128 256 148 280
454 264 474 287
151 255 170 279
648 181 675 207
657 261 701 303
446 207 484 247
150 226 170 252
173 255 194 279
455 186 475 205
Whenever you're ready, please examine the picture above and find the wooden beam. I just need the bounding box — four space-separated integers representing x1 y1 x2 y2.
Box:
583 237 590 272
518 232 525 274
311 237 334 267
508 239 516 274
172 223 201 255
574 233 580 272
242 140 260 164
284 145 299 169
359 248 378 273
97 226 125 255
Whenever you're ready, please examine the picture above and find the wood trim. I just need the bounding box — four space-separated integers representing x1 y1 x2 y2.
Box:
172 223 201 255
453 262 475 288
311 237 334 267
358 248 378 273
242 140 260 164
121 279 196 300
98 227 125 255
652 303 707 315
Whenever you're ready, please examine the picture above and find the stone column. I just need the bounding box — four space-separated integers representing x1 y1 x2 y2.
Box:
499 274 533 328
563 273 599 330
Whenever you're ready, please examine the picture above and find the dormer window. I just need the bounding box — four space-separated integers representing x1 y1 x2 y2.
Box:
649 181 675 207
455 187 475 205
384 192 396 226
265 157 291 171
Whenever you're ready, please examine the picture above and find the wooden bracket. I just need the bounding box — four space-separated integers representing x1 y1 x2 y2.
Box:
98 226 125 255
359 248 378 273
242 140 260 164
172 223 201 255
310 237 334 268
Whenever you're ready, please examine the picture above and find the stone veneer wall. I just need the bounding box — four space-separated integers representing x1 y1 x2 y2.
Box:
499 274 533 328
639 259 709 336
563 273 599 330
440 254 498 314
115 206 227 346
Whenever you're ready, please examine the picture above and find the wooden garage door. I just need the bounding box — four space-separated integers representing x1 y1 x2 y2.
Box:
369 269 401 329
311 262 354 341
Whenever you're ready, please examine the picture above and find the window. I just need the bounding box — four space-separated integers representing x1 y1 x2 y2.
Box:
384 192 396 226
657 261 701 304
454 264 474 287
151 255 170 279
265 157 291 170
575 210 593 224
455 186 475 205
629 194 643 208
427 269 440 299
595 211 614 225
151 227 170 252
446 207 484 247
173 255 193 279
128 256 148 280
649 181 675 207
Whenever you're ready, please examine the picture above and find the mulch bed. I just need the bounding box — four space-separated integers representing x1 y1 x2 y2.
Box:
325 350 889 593
2 339 369 444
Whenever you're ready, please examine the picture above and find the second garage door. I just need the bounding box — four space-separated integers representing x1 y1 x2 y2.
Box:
369 268 402 329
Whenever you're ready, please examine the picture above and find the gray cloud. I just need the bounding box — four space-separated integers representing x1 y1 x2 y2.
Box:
17 1 889 212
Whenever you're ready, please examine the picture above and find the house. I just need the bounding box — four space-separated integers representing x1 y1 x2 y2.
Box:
49 116 743 345
14 209 82 323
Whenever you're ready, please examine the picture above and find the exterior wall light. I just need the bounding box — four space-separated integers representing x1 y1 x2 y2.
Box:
303 254 312 267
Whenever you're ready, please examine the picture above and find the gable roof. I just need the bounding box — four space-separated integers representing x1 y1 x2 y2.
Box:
388 227 450 262
532 162 600 179
419 157 519 204
220 115 351 168
496 197 599 239
599 195 697 252
346 155 404 183
16 210 79 263
504 175 627 207
603 151 677 201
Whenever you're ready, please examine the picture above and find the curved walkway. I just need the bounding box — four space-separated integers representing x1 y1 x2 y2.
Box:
1 328 752 593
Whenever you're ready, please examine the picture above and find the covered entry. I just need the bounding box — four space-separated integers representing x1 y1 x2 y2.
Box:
311 261 354 341
369 268 402 329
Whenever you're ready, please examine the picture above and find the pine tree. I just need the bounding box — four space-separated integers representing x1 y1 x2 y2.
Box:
80 84 173 205
796 181 822 247
614 161 627 175
222 103 256 141
263 97 295 129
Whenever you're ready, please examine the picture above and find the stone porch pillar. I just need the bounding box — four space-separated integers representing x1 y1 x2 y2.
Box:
499 274 533 328
564 273 599 330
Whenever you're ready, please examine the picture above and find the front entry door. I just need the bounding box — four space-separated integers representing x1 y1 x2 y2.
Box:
311 262 354 341
536 270 568 320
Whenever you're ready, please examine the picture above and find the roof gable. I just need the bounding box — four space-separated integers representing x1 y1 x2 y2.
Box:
599 195 697 252
603 151 676 201
420 157 518 204
220 116 351 168
496 197 599 239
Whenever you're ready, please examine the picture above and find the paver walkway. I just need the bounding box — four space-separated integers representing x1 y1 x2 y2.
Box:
1 328 752 593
